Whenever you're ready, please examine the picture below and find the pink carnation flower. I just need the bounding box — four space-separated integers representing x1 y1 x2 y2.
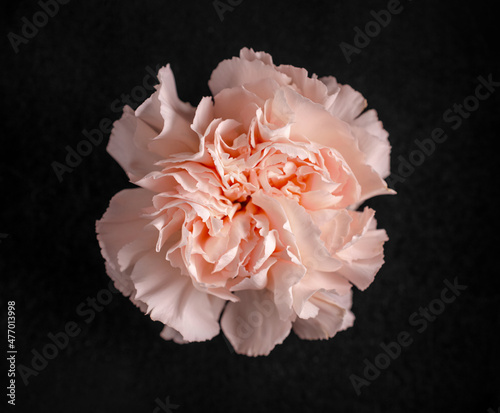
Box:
96 48 393 356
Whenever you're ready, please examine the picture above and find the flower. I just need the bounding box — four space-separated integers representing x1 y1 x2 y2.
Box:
96 48 393 356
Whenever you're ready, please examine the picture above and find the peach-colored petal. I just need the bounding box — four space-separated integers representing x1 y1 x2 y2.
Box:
353 108 389 139
208 55 291 97
292 291 347 340
148 66 199 159
96 188 157 313
104 261 148 313
292 268 352 319
324 82 367 123
239 47 274 66
332 289 355 331
107 107 163 181
274 195 343 272
351 111 391 179
96 188 155 273
131 251 225 342
159 325 188 344
335 208 389 290
213 86 262 131
277 64 329 105
267 258 306 320
319 75 340 96
221 289 293 356
135 90 163 133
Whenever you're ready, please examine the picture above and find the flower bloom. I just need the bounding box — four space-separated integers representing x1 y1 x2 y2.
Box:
96 48 393 356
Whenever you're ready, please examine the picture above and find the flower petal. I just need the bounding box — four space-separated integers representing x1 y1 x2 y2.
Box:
107 106 163 181
351 110 391 179
96 188 155 273
147 65 199 159
292 291 347 340
221 289 293 356
335 208 389 290
160 325 188 344
209 55 291 97
131 251 225 342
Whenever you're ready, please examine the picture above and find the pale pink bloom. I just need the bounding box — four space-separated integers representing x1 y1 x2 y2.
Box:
96 48 393 356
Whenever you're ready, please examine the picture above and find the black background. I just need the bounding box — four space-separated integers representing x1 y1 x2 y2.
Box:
2 0 499 412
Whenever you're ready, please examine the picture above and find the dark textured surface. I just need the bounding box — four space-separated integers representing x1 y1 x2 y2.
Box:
1 0 499 412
